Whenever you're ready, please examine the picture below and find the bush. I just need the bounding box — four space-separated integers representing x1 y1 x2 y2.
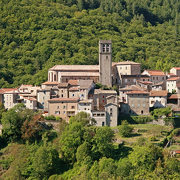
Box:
149 136 156 141
118 120 134 137
44 115 56 120
119 115 153 124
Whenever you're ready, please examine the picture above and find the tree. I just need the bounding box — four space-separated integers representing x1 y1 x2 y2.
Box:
32 146 60 179
1 104 34 142
118 120 134 137
21 114 43 143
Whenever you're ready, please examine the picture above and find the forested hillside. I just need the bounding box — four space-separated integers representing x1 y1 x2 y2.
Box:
1 0 180 87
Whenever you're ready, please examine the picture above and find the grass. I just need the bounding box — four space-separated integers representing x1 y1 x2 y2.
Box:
114 124 173 146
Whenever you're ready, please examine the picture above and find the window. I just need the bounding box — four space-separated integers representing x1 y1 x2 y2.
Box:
55 111 60 114
153 77 155 80
72 94 75 97
61 94 63 97
57 106 59 109
106 44 109 52
63 106 66 109
138 104 140 107
138 98 140 101
84 108 86 110
106 56 108 59
132 104 134 107
141 110 143 114
162 77 164 80
103 44 105 52
143 98 145 101
156 77 158 80
102 122 105 126
61 90 63 93
63 111 66 114
120 67 122 70
10 102 11 106
43 97 45 100
131 98 134 101
103 96 104 98
133 79 136 82
125 67 127 70
54 75 56 81
103 100 105 103
71 106 75 109
143 104 146 107
30 100 32 103
125 79 127 82
6 96 8 100
151 101 154 104
7 102 8 106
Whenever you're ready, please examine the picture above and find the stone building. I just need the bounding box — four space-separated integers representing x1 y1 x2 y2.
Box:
120 91 149 115
166 77 180 93
99 39 112 87
112 61 141 85
170 67 180 77
141 70 166 84
149 90 168 108
48 98 79 122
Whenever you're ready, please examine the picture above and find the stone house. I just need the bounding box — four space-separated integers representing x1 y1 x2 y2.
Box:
48 98 79 122
92 111 106 126
170 67 180 77
166 77 180 93
141 70 166 84
111 61 141 85
149 90 168 108
4 89 18 109
120 91 149 115
152 81 166 91
119 85 147 102
76 99 93 116
88 89 117 111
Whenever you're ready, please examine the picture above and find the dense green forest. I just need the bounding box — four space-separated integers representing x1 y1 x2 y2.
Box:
1 0 180 87
1 107 180 180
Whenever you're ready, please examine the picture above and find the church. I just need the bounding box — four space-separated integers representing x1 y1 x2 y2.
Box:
48 40 142 87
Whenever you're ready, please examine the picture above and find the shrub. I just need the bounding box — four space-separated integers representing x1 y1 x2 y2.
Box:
149 136 156 141
118 120 134 137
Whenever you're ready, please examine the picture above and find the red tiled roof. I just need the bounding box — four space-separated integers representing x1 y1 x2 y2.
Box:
149 90 168 97
48 98 79 102
168 94 178 99
137 81 153 85
126 91 149 94
42 81 59 85
68 80 79 85
142 70 165 76
171 67 180 70
49 65 99 71
112 61 141 66
167 77 180 81
69 87 79 91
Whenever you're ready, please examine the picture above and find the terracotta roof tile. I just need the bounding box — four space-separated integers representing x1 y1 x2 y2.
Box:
126 91 149 94
69 87 79 91
48 98 79 102
49 65 99 71
142 70 165 76
42 81 59 85
168 94 178 99
60 72 99 76
167 77 180 81
149 90 168 97
171 67 180 70
112 61 141 66
68 80 79 85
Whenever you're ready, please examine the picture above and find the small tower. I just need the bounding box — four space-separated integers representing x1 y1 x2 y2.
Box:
99 39 112 87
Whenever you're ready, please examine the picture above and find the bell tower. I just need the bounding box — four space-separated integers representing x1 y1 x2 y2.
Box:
99 39 112 87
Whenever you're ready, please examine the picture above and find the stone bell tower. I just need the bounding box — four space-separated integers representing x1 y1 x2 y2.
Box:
99 39 112 87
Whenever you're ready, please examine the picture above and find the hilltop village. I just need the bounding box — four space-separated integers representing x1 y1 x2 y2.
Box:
1 40 180 127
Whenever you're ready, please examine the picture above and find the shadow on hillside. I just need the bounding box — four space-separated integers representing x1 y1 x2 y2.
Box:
111 143 133 161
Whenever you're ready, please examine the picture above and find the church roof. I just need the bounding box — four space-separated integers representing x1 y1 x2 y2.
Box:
49 65 99 71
